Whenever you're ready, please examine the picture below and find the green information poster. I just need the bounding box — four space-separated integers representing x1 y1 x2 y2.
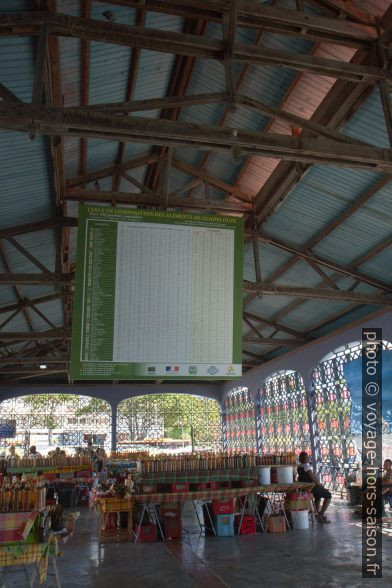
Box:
70 205 243 380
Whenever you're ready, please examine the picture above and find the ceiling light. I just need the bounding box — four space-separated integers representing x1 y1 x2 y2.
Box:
39 364 47 370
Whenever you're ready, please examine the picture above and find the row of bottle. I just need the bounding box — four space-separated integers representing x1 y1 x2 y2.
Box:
0 478 46 512
256 453 297 465
1 455 91 470
138 451 298 473
109 451 149 462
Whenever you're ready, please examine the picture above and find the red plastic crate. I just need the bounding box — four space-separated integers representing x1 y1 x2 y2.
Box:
212 498 235 515
161 506 181 519
235 515 256 535
164 518 182 539
135 523 157 543
171 483 189 493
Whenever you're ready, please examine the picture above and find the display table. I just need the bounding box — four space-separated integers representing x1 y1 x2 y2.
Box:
133 483 314 540
132 482 313 505
0 534 60 586
95 497 134 543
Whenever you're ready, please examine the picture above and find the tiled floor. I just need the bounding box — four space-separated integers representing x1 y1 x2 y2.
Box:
4 499 392 587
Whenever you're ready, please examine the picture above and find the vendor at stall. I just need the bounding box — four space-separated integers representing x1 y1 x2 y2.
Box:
297 451 332 523
27 445 42 459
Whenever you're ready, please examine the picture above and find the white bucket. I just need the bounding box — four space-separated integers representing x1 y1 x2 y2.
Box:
291 509 309 529
276 466 294 484
258 467 271 485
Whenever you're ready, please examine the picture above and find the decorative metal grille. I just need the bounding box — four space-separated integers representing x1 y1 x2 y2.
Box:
257 371 311 455
116 394 223 453
0 394 111 454
223 387 257 454
311 340 392 492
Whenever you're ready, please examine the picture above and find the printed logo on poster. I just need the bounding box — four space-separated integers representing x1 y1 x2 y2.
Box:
165 366 172 373
174 366 180 372
147 366 156 374
207 366 219 375
189 366 197 375
226 365 235 375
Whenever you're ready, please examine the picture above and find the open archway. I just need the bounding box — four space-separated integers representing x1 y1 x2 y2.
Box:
311 340 392 491
0 394 112 455
257 370 310 456
116 394 222 453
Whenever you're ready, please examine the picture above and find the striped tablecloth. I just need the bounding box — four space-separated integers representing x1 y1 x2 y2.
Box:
133 482 314 505
0 541 50 583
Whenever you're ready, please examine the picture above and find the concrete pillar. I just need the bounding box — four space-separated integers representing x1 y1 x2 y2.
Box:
111 403 117 453
305 373 319 475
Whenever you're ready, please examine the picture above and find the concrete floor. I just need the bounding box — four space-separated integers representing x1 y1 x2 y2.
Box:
4 499 392 587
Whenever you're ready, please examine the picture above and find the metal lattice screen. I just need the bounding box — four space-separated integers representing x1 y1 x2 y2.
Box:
258 371 311 455
223 387 257 454
116 394 223 453
0 394 111 454
311 340 392 492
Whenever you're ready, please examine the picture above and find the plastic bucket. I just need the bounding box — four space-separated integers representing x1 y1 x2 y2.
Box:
258 467 271 485
291 509 309 529
276 466 294 484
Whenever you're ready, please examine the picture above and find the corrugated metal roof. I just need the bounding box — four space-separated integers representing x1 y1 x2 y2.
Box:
343 88 390 148
262 166 383 248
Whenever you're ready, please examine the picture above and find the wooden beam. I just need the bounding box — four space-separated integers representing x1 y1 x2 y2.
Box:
78 92 228 113
0 13 388 83
242 337 304 345
113 6 145 193
243 311 311 339
236 94 368 146
0 217 76 239
70 1 381 46
32 25 48 105
251 231 392 292
243 281 392 304
0 330 71 340
172 158 250 202
65 188 250 213
0 82 22 103
65 154 160 188
0 273 74 285
379 80 392 149
80 0 91 177
6 237 51 273
3 103 392 171
0 357 68 364
0 293 65 316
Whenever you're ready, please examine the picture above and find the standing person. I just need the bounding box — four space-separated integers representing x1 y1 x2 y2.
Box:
297 451 332 523
86 441 96 463
96 448 107 482
27 445 42 459
6 446 20 460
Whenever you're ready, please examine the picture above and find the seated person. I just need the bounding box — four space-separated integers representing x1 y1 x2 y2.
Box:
382 459 392 509
297 451 332 523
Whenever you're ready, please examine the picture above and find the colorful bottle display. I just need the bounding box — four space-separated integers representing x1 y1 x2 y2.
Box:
0 477 46 512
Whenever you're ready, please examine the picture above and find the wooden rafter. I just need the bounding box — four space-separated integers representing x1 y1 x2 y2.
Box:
1 13 388 83
2 103 392 171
